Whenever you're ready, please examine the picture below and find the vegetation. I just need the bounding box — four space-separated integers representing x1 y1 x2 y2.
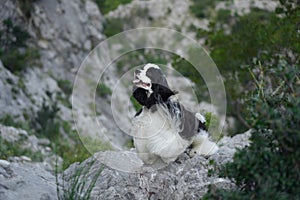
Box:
204 59 300 199
171 54 209 102
190 0 220 19
57 79 73 108
94 0 132 15
0 18 39 74
57 159 103 200
18 0 38 18
57 79 73 97
115 49 169 74
103 18 124 37
199 1 300 199
97 83 112 98
0 114 32 133
0 96 111 169
204 112 221 140
130 95 142 112
189 0 300 133
0 136 43 162
32 97 111 169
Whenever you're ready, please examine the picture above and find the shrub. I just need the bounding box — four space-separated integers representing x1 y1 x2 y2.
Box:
57 159 104 200
33 98 60 140
191 1 300 132
57 79 73 97
1 47 40 73
17 0 38 18
0 100 99 169
0 114 32 132
0 18 40 73
103 18 124 37
204 60 300 199
116 49 168 74
94 0 132 15
97 83 112 98
190 0 217 19
171 54 209 102
0 136 43 162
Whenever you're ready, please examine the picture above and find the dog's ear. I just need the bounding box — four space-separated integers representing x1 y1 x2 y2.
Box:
133 87 148 106
152 84 175 101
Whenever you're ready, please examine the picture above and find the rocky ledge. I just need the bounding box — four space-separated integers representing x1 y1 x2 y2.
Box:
0 130 250 200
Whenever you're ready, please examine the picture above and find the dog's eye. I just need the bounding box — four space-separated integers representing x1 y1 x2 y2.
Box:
146 83 151 87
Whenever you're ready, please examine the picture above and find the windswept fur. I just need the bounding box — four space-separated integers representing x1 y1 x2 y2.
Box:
131 63 218 164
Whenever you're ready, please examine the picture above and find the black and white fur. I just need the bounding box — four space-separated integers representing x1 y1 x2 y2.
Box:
131 63 218 164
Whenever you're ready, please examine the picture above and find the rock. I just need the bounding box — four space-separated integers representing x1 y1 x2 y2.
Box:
210 129 251 165
20 156 32 162
62 131 251 199
0 160 10 167
0 60 33 119
0 163 59 200
0 125 62 171
0 125 28 142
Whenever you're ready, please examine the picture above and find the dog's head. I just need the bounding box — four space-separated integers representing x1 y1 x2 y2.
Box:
133 63 169 93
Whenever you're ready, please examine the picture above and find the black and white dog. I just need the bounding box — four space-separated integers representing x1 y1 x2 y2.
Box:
131 63 218 164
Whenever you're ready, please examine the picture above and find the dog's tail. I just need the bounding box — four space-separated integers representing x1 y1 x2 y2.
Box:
190 130 219 157
190 112 219 157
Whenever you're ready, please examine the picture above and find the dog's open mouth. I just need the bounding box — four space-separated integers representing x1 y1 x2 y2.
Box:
133 78 151 88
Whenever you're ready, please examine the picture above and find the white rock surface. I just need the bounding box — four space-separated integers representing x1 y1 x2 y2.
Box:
0 162 59 200
62 131 251 200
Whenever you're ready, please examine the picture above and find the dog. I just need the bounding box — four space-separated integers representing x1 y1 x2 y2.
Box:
130 63 218 164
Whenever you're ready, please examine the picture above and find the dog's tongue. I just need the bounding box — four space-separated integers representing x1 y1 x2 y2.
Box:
133 79 140 84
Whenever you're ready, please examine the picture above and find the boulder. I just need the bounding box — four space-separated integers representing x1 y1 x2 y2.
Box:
0 161 59 200
62 131 251 200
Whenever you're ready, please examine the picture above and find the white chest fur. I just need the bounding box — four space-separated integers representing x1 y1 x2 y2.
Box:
131 106 191 164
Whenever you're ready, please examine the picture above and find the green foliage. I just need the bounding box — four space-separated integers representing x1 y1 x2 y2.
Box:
57 79 73 97
204 112 221 140
97 83 112 97
1 47 40 73
81 136 112 153
33 99 60 140
57 93 72 109
103 18 124 37
208 8 280 74
125 138 134 149
116 49 168 74
94 0 132 15
190 0 214 19
54 138 93 170
31 98 100 169
17 0 38 18
0 114 32 133
191 2 300 130
171 54 209 101
0 98 107 169
0 18 40 73
202 3 300 198
56 79 73 108
130 95 142 112
0 18 29 48
57 159 103 200
190 0 225 19
0 136 43 162
204 60 300 199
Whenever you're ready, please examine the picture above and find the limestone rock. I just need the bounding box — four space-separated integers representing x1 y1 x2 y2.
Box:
62 131 251 200
0 162 59 200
